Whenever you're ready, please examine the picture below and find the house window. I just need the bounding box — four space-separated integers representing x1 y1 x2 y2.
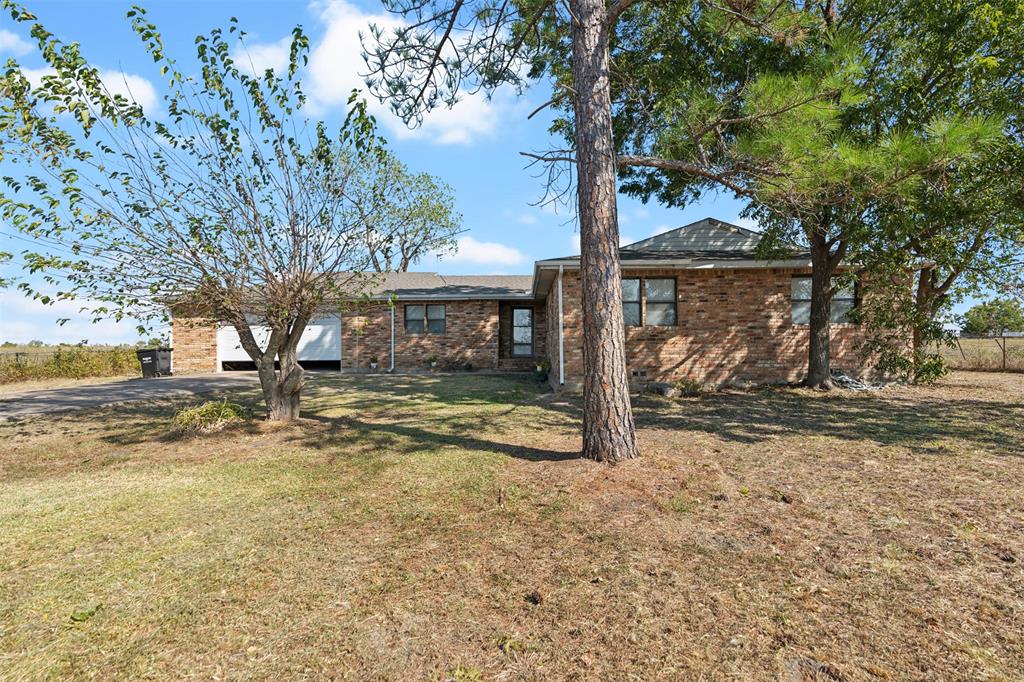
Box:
405 304 446 334
644 278 677 326
622 278 641 326
792 277 857 325
511 307 533 357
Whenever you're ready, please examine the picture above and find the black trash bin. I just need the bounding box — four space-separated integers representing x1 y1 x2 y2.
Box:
136 348 172 378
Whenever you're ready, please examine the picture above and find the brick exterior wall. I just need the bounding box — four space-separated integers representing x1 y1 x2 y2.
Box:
342 299 501 371
170 316 218 373
551 268 876 389
497 301 547 371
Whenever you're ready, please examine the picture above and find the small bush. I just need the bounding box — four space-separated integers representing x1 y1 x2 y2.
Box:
673 377 705 397
173 400 249 434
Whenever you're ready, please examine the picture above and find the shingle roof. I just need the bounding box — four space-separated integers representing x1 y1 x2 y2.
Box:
342 272 534 300
537 217 808 264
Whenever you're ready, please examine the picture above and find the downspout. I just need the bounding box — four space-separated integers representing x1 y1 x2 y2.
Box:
389 303 396 373
558 265 565 386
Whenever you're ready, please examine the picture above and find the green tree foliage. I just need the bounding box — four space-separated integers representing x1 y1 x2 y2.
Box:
350 149 463 272
607 0 1004 387
0 3 455 419
961 299 1024 336
361 0 844 459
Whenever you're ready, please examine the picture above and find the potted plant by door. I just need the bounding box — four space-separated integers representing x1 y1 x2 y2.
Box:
535 357 551 382
369 356 379 370
427 355 438 369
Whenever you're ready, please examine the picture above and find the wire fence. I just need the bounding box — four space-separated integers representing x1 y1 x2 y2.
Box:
935 333 1024 373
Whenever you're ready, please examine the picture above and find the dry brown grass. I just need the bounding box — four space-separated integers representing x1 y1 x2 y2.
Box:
938 337 1024 372
1 372 1022 680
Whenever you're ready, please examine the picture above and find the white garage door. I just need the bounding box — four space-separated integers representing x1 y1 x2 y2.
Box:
216 316 341 365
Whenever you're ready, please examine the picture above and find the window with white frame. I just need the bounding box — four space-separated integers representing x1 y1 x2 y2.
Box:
405 304 446 334
791 277 857 325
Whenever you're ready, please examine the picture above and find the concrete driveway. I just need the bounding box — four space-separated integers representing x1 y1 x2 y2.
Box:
0 373 261 419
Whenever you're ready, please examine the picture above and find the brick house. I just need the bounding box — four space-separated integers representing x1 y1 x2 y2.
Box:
171 218 876 388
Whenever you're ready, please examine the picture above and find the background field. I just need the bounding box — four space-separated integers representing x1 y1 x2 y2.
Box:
936 337 1024 372
0 345 140 384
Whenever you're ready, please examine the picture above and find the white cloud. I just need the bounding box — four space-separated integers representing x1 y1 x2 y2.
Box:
0 29 32 57
304 0 505 145
446 236 525 265
732 216 761 232
100 70 159 113
517 213 537 225
231 37 292 77
650 224 672 237
19 67 158 113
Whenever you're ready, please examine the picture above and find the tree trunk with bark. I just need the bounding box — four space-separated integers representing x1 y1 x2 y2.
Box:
234 313 309 422
571 0 638 462
806 229 835 389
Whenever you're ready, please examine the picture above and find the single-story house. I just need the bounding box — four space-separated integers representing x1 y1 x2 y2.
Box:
171 217 873 388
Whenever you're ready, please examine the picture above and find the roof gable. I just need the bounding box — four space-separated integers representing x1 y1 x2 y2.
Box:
622 217 762 254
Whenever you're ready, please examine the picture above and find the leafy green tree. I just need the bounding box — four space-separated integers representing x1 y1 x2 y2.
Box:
0 3 409 420
362 0 835 460
609 0 1001 388
351 149 463 272
850 0 1024 380
961 299 1024 336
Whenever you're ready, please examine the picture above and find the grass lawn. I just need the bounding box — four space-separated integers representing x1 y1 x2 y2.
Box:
1 372 1022 679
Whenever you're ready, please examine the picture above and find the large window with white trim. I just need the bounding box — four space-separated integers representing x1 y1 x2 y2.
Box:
792 277 857 325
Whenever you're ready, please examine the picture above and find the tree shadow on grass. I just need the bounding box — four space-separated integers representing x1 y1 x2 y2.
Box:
71 374 1024 461
292 412 583 463
634 388 1024 457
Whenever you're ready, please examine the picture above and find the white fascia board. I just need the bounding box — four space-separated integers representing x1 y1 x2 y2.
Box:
535 258 814 270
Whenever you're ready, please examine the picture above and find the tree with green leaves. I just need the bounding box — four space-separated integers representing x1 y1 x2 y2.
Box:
848 0 1024 381
609 0 1002 388
350 149 463 272
361 0 849 460
0 3 436 420
961 299 1024 337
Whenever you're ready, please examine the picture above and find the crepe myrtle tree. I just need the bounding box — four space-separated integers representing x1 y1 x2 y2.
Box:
0 3 410 420
361 0 832 462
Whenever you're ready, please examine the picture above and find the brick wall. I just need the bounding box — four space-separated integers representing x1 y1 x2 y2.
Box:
497 301 547 370
552 268 880 388
171 316 218 373
342 299 500 371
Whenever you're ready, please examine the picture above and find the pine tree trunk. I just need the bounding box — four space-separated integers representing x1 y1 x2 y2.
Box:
806 231 834 389
571 0 638 463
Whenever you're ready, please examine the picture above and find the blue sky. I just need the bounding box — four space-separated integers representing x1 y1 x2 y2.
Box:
5 0 952 344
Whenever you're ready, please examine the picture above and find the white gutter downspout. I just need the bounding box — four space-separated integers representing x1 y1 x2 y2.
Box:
558 265 565 386
389 303 396 372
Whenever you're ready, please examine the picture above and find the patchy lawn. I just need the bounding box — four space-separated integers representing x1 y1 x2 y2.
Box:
1 372 1022 680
